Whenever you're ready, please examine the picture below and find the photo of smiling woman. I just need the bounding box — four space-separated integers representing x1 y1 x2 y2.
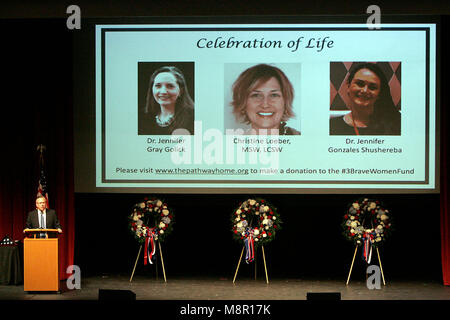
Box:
330 62 401 136
138 64 194 135
228 63 300 135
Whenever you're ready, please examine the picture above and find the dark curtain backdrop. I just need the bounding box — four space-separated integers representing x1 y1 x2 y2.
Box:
2 19 75 280
0 17 449 284
442 108 450 285
440 17 450 286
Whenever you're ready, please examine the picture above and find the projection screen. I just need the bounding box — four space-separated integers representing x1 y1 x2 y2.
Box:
73 17 439 194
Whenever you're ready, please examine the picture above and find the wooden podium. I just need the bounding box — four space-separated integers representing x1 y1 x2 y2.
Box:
23 229 60 292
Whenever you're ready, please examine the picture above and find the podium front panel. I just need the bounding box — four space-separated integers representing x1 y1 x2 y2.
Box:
24 238 59 291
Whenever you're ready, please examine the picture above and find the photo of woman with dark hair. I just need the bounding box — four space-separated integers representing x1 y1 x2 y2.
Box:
230 63 300 135
330 62 401 135
139 65 194 135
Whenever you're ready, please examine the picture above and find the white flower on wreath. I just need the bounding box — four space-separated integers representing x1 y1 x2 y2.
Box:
350 215 355 220
352 203 360 209
162 209 169 216
272 216 276 220
249 199 256 206
159 222 166 229
156 200 162 207
159 230 164 234
350 221 358 228
380 214 388 221
162 217 171 224
236 209 241 215
140 202 146 209
369 202 377 210
254 229 260 236
262 218 269 225
237 222 243 228
263 233 267 238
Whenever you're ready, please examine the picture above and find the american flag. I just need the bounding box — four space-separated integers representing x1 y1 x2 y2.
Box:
37 167 49 209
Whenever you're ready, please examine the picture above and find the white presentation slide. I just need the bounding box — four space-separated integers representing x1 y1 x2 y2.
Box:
95 23 437 192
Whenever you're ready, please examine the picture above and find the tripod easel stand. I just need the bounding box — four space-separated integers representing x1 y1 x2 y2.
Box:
346 245 386 286
129 241 167 283
233 245 269 284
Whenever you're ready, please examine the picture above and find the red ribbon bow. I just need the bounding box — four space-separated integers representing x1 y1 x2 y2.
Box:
144 228 156 265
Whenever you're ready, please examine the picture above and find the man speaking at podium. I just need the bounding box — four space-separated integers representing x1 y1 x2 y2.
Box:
25 196 62 238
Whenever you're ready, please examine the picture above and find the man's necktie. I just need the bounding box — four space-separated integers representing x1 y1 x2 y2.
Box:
40 213 46 238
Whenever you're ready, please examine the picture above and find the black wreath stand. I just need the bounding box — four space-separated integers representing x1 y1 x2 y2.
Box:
233 244 269 284
129 240 167 283
346 244 386 285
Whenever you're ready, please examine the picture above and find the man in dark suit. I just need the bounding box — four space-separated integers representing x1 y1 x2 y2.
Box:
25 196 62 237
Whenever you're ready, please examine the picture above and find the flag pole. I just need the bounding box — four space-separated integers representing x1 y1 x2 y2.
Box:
36 144 49 209
37 144 46 164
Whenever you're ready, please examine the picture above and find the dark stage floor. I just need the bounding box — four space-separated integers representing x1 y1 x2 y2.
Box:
1 275 449 318
1 275 449 300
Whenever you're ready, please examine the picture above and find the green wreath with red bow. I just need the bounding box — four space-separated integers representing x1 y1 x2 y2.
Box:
129 197 174 243
231 198 282 263
342 198 393 249
129 197 174 265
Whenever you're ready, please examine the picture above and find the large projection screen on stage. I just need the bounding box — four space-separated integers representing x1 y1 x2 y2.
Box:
73 16 439 194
